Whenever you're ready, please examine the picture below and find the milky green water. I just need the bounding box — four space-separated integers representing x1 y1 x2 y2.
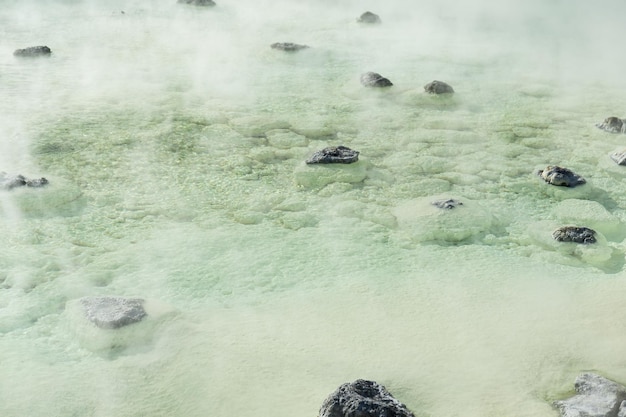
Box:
2 1 626 416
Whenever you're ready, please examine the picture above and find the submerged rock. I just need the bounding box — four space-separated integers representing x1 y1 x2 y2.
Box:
554 373 626 417
424 80 454 95
80 296 147 329
177 0 216 5
270 42 310 52
596 117 626 134
360 72 393 87
432 198 463 209
319 379 415 417
0 172 48 190
552 226 597 244
610 149 626 165
357 11 381 24
538 165 586 187
306 146 359 164
13 46 52 57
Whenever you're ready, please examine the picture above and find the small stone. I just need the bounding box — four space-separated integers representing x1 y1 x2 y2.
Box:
306 146 359 164
13 46 52 57
80 296 147 329
424 80 455 94
538 165 586 187
270 42 310 52
177 0 216 6
610 150 626 165
319 379 415 417
357 11 381 24
360 72 393 87
596 116 626 134
432 198 463 209
552 226 597 244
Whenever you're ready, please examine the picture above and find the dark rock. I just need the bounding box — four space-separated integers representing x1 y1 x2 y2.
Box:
319 379 415 417
610 150 626 165
424 80 454 95
80 296 147 329
360 72 393 87
270 42 310 52
0 172 49 190
552 226 597 244
596 117 626 134
306 146 359 164
357 11 381 24
13 46 52 57
177 0 216 6
554 373 626 417
537 165 586 187
432 198 463 209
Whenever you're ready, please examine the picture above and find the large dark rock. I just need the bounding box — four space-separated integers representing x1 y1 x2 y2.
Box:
360 72 393 87
357 11 381 24
319 379 415 417
554 373 626 417
596 117 626 134
431 198 463 209
424 80 454 95
80 296 147 329
537 166 586 187
13 46 52 57
177 0 216 6
0 172 48 190
552 226 597 244
270 42 310 52
306 146 359 164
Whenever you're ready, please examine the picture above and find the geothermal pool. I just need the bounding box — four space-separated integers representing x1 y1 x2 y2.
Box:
2 0 626 416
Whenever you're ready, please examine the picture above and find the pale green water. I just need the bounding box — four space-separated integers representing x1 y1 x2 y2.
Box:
2 1 626 416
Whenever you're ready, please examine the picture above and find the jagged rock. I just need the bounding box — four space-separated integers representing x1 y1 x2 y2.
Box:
357 11 381 24
554 373 626 417
177 0 216 6
596 117 626 134
424 80 454 95
270 42 310 52
13 46 52 57
610 150 626 165
360 72 393 87
0 172 48 190
432 198 463 209
306 146 359 164
80 296 147 329
538 166 586 187
319 379 415 417
552 226 597 244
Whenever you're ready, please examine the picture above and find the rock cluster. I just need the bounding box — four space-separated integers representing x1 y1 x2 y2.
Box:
596 117 626 134
360 72 393 87
270 42 310 52
306 146 359 164
357 11 381 24
424 80 454 95
319 379 415 417
554 373 626 417
552 226 597 244
538 165 586 187
0 172 48 190
80 296 147 329
13 46 52 57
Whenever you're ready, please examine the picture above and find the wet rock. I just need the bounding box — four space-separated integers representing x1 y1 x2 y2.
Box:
432 198 463 209
538 165 586 187
80 296 147 329
270 42 310 52
357 11 381 24
0 172 48 190
610 149 626 165
552 226 597 244
178 0 216 5
424 80 454 95
306 146 359 164
554 373 626 417
319 379 415 417
596 117 626 134
13 46 52 57
360 72 393 87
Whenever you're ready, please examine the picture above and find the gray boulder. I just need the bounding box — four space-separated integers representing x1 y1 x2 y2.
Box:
538 165 586 187
431 198 463 209
360 72 393 87
424 80 454 95
552 226 597 244
13 46 52 57
610 150 626 165
596 117 626 134
177 0 216 6
0 172 48 190
306 146 359 164
80 296 147 329
270 42 310 52
357 11 381 24
554 373 626 417
319 379 415 417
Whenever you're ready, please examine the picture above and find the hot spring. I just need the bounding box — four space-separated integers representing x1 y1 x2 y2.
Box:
2 0 626 416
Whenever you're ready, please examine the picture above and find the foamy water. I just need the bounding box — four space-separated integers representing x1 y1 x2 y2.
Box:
2 1 626 416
